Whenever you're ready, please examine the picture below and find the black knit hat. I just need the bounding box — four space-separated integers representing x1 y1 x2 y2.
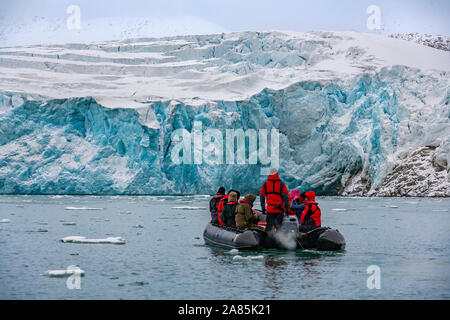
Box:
217 187 226 195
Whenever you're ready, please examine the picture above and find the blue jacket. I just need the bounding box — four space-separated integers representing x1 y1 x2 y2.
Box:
290 199 305 221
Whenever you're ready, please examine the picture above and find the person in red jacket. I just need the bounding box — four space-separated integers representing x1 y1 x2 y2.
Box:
209 186 225 224
259 168 289 232
217 194 228 226
217 189 240 226
299 191 321 231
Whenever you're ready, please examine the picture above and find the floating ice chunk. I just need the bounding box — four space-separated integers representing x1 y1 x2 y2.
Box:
60 236 125 244
64 207 104 211
171 206 207 210
175 199 193 203
386 205 399 208
44 269 85 278
332 208 348 212
228 249 239 255
233 255 264 261
0 219 11 223
62 222 77 226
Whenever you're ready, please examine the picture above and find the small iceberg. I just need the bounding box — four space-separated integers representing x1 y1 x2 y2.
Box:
228 249 239 255
44 269 85 278
62 222 77 226
171 206 207 210
332 208 348 212
386 205 399 208
64 207 104 211
0 219 11 223
60 236 125 244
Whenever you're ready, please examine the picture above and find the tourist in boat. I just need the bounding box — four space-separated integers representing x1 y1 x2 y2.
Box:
217 189 240 226
220 191 239 227
290 192 306 221
299 191 322 232
235 194 261 230
209 186 226 224
259 168 289 232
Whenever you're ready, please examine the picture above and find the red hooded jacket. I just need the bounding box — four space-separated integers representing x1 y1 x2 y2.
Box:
300 191 321 227
260 172 289 214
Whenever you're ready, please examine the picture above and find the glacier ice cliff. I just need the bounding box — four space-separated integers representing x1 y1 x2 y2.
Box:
0 31 449 195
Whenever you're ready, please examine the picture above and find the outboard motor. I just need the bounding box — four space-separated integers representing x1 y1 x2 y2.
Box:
280 215 299 234
274 215 299 250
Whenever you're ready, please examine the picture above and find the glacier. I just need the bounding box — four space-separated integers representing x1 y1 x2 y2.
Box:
0 31 449 196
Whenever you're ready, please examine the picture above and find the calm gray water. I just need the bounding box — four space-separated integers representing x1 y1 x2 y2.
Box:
0 195 449 299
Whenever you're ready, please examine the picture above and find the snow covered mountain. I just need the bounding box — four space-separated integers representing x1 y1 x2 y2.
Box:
0 31 449 196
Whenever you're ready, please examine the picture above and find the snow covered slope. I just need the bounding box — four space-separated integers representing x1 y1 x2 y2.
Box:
389 33 450 52
0 31 449 195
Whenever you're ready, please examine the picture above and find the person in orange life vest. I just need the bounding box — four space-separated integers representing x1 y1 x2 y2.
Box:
220 191 239 227
259 168 289 232
209 186 225 224
218 189 240 226
299 191 321 232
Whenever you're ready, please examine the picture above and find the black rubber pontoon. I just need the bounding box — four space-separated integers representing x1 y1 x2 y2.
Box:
203 222 264 249
297 227 346 250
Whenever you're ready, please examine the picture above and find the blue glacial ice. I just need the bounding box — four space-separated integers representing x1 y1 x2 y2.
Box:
0 31 448 195
1 67 448 196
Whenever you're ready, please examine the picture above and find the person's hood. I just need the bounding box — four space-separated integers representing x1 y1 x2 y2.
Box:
228 191 238 202
304 191 316 201
268 172 280 180
228 189 240 199
243 194 257 205
290 190 300 199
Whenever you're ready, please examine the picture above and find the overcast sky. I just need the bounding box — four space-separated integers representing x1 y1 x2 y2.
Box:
1 0 449 36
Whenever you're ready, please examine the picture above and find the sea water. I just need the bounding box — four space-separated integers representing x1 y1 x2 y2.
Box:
0 195 449 299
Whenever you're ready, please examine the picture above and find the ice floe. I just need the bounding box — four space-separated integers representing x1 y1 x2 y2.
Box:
43 269 85 277
60 236 125 244
64 207 104 211
171 206 207 210
233 255 265 261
